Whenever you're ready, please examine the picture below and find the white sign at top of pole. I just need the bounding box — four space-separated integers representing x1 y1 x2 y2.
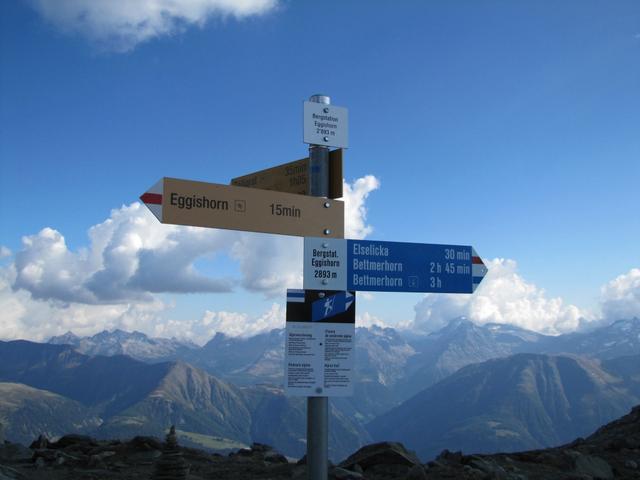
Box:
303 101 349 148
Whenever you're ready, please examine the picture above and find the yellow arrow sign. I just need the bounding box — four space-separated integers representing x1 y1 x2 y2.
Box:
141 177 344 238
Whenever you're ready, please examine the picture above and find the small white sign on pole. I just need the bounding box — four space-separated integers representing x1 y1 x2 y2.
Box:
303 101 349 148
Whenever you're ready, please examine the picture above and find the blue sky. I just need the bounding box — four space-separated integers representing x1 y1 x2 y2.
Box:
1 1 639 342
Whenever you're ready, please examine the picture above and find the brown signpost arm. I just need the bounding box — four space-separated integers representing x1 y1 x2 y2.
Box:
141 177 344 239
230 150 343 199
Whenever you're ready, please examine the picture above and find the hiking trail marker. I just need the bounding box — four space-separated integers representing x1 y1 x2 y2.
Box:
303 237 488 293
140 177 344 238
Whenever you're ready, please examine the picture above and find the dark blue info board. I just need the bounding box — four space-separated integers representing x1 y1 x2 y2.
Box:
303 238 488 293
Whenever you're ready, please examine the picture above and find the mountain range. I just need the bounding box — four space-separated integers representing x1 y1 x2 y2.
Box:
2 316 639 461
0 341 368 459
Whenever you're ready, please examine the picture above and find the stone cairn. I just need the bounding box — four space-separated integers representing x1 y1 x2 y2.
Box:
151 426 189 480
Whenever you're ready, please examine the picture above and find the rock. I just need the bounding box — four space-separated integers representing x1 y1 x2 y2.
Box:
296 454 333 468
364 463 412 478
0 442 32 462
51 434 97 450
330 466 364 479
250 442 271 453
0 423 4 444
625 460 638 469
151 425 190 480
32 449 58 463
406 464 428 480
87 454 105 468
291 465 307 480
0 464 28 480
233 448 253 457
574 455 614 480
339 441 421 471
29 434 49 450
264 449 288 464
130 436 163 451
468 456 509 480
34 457 45 469
437 449 463 464
628 438 640 449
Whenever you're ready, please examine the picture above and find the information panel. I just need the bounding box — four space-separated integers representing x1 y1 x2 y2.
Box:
284 289 355 397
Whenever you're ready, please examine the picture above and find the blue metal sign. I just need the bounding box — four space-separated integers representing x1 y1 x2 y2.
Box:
303 237 488 293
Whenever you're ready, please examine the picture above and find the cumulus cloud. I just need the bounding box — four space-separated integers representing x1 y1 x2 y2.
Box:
28 0 278 51
343 175 380 239
0 265 170 342
600 268 640 320
412 258 586 335
13 203 236 304
1 256 282 343
0 246 11 259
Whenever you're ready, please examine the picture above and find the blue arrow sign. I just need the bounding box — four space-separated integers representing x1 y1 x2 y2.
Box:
303 238 488 293
311 291 354 321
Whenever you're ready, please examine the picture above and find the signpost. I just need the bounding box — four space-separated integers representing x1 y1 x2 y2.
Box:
303 237 488 292
230 149 344 199
140 94 489 480
285 289 355 397
140 177 344 238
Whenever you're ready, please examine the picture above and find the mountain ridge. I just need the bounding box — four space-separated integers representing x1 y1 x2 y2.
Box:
368 352 640 460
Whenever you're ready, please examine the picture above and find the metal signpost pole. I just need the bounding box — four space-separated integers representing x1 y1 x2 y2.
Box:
307 93 330 480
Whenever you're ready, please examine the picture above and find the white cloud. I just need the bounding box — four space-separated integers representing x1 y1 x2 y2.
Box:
343 175 380 239
412 258 586 335
0 265 170 342
600 268 640 320
28 0 278 51
356 311 389 329
1 256 281 343
0 246 11 259
12 203 236 304
153 303 284 343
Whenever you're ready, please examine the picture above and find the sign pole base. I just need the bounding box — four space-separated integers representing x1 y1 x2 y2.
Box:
308 396 328 480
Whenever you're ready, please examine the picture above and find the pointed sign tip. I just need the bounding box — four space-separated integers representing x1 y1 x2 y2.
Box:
471 246 488 292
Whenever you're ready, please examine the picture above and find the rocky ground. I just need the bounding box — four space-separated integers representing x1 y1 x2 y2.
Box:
1 405 640 480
